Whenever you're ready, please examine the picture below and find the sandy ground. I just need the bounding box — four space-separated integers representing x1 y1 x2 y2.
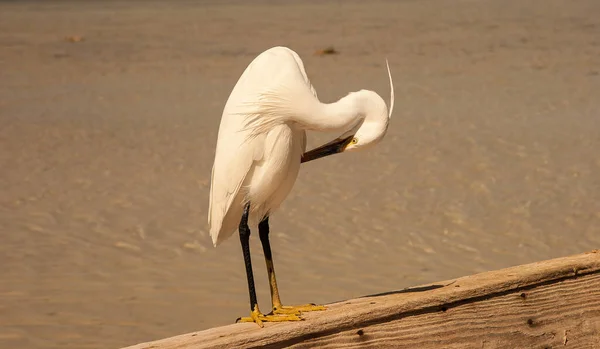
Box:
1 0 599 348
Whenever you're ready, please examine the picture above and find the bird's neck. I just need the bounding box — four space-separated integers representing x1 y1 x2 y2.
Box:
311 93 364 131
261 88 381 135
315 90 386 131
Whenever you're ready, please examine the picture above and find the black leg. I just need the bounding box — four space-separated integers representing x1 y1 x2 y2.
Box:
258 216 327 315
239 203 258 311
259 216 283 309
236 209 305 326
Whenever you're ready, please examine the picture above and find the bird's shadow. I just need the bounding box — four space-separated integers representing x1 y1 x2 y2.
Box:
359 281 455 299
326 282 453 307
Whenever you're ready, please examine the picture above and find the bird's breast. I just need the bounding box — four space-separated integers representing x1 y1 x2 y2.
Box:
246 125 304 220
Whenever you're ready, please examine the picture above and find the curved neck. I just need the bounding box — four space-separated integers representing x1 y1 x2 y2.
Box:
247 88 381 137
294 90 379 132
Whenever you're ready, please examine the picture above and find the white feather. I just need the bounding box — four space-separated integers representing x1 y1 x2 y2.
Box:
208 46 394 246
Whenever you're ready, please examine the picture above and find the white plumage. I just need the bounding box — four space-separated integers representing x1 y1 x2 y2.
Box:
208 46 394 246
207 46 394 326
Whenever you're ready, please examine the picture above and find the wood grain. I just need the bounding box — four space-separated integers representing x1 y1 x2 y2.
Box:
290 273 600 348
123 250 600 349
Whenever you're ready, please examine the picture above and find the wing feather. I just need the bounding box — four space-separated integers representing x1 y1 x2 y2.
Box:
208 124 263 246
208 46 311 246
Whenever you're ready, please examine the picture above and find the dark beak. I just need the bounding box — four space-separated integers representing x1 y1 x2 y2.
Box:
301 135 354 163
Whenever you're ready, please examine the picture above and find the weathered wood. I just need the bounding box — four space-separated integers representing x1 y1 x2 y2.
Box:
123 250 600 349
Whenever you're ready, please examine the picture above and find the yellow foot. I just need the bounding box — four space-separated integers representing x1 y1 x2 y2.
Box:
273 303 327 315
236 306 302 328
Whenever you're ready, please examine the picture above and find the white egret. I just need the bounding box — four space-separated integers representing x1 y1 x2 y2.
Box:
208 46 394 327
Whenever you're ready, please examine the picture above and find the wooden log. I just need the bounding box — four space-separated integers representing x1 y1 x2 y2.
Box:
123 250 600 349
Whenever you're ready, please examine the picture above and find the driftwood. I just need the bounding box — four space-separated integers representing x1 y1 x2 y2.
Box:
123 250 600 348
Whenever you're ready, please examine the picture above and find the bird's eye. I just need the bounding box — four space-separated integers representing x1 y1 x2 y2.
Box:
350 138 358 144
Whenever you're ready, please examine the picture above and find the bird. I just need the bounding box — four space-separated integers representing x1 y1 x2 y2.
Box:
208 46 394 327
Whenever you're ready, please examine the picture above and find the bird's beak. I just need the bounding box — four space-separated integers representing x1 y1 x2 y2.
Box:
301 135 354 163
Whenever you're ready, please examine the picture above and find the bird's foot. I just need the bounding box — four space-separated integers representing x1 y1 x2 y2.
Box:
236 305 302 327
273 303 327 315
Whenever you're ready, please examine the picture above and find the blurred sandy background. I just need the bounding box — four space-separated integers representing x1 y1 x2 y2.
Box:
1 0 599 348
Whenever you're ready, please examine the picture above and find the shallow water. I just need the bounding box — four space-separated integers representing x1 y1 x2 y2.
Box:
1 1 599 348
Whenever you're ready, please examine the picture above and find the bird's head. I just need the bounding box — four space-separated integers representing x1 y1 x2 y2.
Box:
301 60 394 163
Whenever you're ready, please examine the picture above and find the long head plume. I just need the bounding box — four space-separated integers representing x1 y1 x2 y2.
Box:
386 59 394 119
